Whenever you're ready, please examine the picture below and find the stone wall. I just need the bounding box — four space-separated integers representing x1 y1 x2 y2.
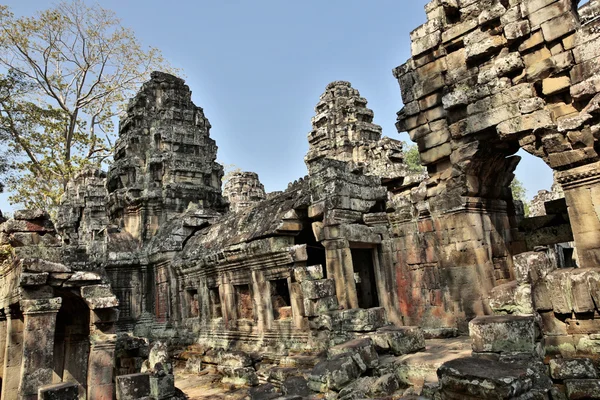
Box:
394 0 600 270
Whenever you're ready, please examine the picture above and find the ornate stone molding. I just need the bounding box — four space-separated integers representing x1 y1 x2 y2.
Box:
556 161 600 190
20 297 62 315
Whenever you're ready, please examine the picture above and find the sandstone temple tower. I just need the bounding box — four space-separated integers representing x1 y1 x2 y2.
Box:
106 72 226 241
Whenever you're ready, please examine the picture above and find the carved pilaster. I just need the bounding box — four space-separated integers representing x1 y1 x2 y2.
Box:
556 161 600 268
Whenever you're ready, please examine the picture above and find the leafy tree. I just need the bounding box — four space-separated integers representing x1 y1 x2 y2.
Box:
0 1 175 212
511 178 530 216
402 141 426 173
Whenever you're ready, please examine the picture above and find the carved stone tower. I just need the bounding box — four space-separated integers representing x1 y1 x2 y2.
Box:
106 72 226 240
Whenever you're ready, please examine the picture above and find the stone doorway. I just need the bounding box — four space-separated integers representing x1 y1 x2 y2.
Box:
53 291 90 398
270 279 292 320
351 248 380 309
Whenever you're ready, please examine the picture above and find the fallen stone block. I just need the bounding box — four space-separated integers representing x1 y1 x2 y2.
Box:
333 307 387 332
149 374 175 400
282 376 310 397
469 315 537 353
219 350 253 368
219 366 259 386
328 337 379 369
550 358 599 380
308 353 365 392
39 383 80 400
565 379 600 399
438 357 534 399
116 373 151 400
370 326 425 355
248 383 280 400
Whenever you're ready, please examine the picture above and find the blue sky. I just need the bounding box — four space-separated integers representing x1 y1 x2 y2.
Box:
0 0 553 212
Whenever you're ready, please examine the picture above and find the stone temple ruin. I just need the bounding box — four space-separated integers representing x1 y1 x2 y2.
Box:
1 0 600 399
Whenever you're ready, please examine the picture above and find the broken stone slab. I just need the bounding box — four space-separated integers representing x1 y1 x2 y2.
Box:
116 373 151 400
565 379 600 399
550 358 599 380
38 382 79 400
219 366 259 386
469 315 538 353
327 337 379 369
369 326 426 355
437 357 534 399
308 353 366 392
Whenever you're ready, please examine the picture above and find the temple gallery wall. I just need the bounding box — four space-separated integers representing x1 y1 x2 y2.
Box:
1 0 600 399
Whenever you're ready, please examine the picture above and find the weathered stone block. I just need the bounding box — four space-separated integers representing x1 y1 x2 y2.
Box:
369 326 425 355
438 357 534 399
565 379 600 399
303 296 338 317
116 373 151 400
469 315 537 353
550 358 599 380
220 351 253 368
293 265 323 282
39 383 80 400
334 307 387 332
300 279 335 299
308 353 365 392
220 366 259 386
328 337 379 369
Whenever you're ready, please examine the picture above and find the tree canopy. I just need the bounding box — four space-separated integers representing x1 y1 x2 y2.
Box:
0 1 175 212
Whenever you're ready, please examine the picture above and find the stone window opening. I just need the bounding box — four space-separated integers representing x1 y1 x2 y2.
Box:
186 288 199 318
350 247 380 309
209 287 222 319
270 279 292 320
234 284 254 321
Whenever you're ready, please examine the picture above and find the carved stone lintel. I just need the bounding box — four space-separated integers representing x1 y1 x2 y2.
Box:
556 161 600 190
20 297 62 315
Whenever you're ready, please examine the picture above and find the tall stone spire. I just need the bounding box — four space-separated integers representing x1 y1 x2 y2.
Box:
305 81 383 168
106 72 226 240
223 171 267 213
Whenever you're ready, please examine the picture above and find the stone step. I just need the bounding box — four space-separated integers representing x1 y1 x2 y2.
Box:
468 315 538 354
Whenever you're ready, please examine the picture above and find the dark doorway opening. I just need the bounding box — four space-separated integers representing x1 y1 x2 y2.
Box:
209 287 222 318
54 291 90 397
295 220 327 277
271 279 292 320
234 284 254 320
351 248 380 309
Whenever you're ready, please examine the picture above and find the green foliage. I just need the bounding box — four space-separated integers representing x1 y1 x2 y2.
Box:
0 1 176 212
402 141 426 173
511 178 530 217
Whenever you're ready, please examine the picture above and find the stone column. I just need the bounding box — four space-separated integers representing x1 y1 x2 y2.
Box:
18 298 62 400
87 335 116 400
558 162 600 269
0 308 6 388
323 239 358 310
251 271 272 332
